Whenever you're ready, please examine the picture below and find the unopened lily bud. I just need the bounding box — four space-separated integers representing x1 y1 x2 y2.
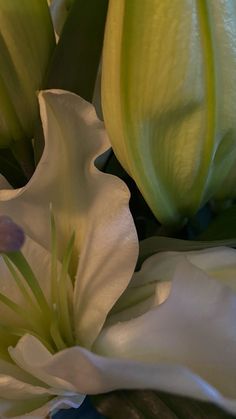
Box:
0 216 25 252
102 0 236 226
0 0 55 147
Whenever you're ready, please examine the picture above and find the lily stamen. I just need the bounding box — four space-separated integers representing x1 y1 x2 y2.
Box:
0 216 76 362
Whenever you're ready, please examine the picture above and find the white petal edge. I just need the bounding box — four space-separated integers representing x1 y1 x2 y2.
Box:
73 168 138 347
131 246 236 291
0 90 111 260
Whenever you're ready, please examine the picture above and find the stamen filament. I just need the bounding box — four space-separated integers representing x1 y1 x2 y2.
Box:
50 317 67 351
0 291 34 322
49 211 73 350
3 255 43 317
0 291 50 341
6 251 51 317
0 212 77 357
50 211 58 308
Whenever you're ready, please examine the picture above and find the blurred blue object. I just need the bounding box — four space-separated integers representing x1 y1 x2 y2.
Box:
53 397 106 419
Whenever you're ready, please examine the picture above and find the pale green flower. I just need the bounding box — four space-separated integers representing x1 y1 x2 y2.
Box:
102 0 236 226
0 91 235 417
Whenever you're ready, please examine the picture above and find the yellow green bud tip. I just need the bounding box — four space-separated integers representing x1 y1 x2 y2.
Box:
0 216 25 252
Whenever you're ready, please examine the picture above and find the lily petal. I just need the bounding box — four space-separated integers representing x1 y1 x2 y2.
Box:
131 246 236 292
41 344 236 415
73 170 138 347
6 335 85 418
0 90 111 262
91 259 236 411
108 246 236 324
9 335 81 395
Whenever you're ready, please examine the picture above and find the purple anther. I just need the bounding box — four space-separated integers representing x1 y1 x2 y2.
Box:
0 216 25 252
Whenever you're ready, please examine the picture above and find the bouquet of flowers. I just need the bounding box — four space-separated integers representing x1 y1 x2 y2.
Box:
0 1 235 418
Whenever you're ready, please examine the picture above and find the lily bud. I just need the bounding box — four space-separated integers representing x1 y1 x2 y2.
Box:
0 0 55 147
102 0 236 226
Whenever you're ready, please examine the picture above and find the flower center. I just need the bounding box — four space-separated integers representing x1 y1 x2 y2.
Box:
0 213 76 361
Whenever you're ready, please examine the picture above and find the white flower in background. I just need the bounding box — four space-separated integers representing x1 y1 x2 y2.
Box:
0 91 235 417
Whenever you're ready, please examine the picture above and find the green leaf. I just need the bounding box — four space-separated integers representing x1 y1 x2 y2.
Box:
197 205 236 240
46 0 108 102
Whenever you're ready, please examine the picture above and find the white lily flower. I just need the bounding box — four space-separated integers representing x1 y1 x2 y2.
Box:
0 91 235 417
0 89 138 417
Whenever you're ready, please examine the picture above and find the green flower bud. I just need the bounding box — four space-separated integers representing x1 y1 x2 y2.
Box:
102 0 236 226
0 0 55 147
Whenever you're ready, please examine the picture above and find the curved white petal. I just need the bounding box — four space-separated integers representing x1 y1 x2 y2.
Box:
9 335 81 396
91 259 236 412
111 246 236 322
73 171 138 347
0 90 111 263
131 246 236 290
0 337 84 417
107 281 171 326
40 344 236 415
